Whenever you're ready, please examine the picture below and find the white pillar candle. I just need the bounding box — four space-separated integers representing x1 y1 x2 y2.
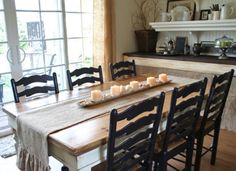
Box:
110 85 121 96
120 85 126 94
159 73 168 83
125 85 132 92
91 90 103 101
130 81 139 90
147 77 157 86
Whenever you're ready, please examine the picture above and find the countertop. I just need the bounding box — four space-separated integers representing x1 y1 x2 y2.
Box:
123 52 236 65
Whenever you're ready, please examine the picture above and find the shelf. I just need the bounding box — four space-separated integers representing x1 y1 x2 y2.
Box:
150 19 236 32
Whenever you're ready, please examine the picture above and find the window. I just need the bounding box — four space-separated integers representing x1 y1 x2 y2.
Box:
0 0 94 103
65 0 93 71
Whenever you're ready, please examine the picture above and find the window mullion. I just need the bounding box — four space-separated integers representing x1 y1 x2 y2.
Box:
61 0 69 77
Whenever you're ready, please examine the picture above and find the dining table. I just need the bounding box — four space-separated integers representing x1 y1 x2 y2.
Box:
2 74 205 171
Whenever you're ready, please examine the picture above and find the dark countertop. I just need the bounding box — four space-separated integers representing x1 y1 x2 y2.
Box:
123 52 236 65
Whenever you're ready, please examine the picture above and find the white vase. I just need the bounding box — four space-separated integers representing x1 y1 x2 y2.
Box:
212 11 220 20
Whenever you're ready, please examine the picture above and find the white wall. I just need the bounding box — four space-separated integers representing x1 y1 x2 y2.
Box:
114 0 137 62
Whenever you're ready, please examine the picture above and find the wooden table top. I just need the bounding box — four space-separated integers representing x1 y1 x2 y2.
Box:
3 75 204 156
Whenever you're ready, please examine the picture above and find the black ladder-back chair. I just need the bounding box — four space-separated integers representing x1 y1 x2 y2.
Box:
93 93 165 171
194 69 234 171
11 72 59 103
154 78 207 171
110 60 136 80
107 93 165 171
66 66 103 90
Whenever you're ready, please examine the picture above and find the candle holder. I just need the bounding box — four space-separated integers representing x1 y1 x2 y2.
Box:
215 35 234 59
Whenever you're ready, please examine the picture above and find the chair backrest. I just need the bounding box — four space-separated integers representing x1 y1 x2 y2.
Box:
66 66 103 90
199 69 234 133
162 78 207 152
110 60 136 80
11 72 59 103
107 93 165 171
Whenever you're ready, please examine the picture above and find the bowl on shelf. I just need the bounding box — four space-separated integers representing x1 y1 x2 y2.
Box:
215 35 234 59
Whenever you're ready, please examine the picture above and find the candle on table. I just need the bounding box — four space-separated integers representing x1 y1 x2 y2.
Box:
147 77 157 86
120 85 126 94
159 73 168 83
110 85 121 96
125 85 132 92
91 90 103 101
130 81 139 90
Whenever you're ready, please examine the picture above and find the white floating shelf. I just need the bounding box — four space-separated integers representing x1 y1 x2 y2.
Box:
150 19 236 32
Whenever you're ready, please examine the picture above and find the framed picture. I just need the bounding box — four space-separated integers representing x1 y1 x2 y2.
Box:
200 9 210 20
167 0 196 20
175 37 187 54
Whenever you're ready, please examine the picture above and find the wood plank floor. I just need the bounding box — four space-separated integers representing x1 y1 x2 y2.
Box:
0 129 236 171
170 129 236 171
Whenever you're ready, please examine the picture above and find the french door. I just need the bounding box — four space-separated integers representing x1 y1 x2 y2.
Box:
0 0 93 103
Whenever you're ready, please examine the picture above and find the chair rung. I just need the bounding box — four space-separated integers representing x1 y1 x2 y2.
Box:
207 133 214 137
172 156 195 167
172 156 185 163
167 162 180 171
179 152 186 158
201 146 213 157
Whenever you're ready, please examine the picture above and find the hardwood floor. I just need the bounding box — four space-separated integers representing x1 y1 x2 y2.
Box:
0 129 236 171
170 129 236 171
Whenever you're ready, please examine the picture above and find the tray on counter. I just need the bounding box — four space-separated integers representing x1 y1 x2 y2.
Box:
78 79 172 107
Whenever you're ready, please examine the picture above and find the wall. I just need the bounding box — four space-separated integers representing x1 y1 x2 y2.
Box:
114 0 236 60
114 0 137 62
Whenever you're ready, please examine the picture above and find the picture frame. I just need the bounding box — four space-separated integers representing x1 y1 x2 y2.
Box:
200 9 211 20
167 0 196 20
175 37 187 54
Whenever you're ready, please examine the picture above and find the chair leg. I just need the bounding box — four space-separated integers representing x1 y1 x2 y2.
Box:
194 136 204 171
159 157 167 171
185 137 194 171
61 165 69 171
211 125 220 165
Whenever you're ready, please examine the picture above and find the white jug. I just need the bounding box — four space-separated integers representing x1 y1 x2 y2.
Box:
161 12 171 22
182 10 193 21
220 4 234 19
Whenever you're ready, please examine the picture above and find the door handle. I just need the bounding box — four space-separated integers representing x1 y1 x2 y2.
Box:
17 47 26 64
6 47 14 64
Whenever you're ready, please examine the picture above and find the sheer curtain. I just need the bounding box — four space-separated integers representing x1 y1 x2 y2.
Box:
93 0 115 81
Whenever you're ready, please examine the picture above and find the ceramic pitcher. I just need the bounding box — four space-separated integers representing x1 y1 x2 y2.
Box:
182 11 193 21
220 4 234 19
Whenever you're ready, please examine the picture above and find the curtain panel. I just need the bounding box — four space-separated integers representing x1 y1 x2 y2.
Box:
93 0 115 81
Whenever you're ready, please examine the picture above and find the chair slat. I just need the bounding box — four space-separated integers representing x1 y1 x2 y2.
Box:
208 101 222 114
114 142 149 165
116 114 155 137
113 69 135 79
177 81 204 98
210 92 224 105
172 108 197 123
175 96 199 112
15 74 53 86
70 67 100 77
113 61 134 69
72 76 100 87
18 86 55 97
117 97 158 121
115 129 152 152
